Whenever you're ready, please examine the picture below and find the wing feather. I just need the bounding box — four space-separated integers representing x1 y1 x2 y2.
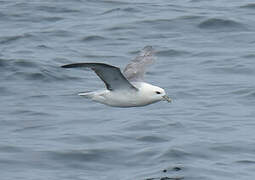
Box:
61 63 137 91
123 46 155 82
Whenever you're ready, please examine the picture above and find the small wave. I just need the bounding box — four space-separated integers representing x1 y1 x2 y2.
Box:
123 7 140 13
198 18 245 30
4 62 68 82
102 7 139 15
100 0 131 5
157 49 190 57
210 144 242 153
139 15 202 26
48 148 121 163
41 30 71 38
36 44 51 49
244 91 255 98
1 58 40 73
208 65 254 75
176 15 203 21
236 160 255 164
140 18 172 25
42 16 63 22
136 135 168 143
0 33 33 44
14 123 53 132
14 60 38 68
0 145 24 153
242 54 255 59
7 71 45 81
159 148 190 160
8 58 80 82
25 72 46 80
138 16 201 31
0 58 9 67
36 5 80 14
240 3 255 9
0 12 9 21
230 86 255 97
101 8 121 14
81 35 106 42
106 25 135 31
0 87 12 96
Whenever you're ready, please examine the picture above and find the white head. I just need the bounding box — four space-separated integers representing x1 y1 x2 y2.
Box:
138 83 172 104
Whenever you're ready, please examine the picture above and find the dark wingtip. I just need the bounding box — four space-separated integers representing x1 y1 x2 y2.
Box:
61 64 79 68
61 64 69 68
61 63 112 69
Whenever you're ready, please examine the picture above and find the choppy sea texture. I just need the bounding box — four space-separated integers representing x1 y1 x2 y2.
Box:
1 0 255 180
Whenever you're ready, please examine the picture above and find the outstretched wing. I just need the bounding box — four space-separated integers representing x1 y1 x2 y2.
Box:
123 46 155 82
61 63 137 91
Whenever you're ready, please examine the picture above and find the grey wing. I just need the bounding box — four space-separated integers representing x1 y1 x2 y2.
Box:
123 46 156 82
61 63 137 91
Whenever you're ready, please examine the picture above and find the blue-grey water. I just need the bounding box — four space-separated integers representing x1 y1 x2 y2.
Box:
1 1 255 180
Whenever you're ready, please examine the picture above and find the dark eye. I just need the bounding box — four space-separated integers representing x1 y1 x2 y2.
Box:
155 91 161 94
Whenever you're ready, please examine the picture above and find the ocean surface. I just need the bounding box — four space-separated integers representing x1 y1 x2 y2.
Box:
1 0 255 180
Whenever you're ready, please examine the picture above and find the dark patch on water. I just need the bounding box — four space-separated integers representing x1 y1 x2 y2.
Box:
4 64 69 82
0 33 33 44
198 18 245 30
236 160 255 165
0 87 11 95
157 49 190 57
208 65 254 75
81 35 106 42
11 71 45 81
105 25 135 31
99 0 132 6
240 3 255 9
159 149 191 160
102 7 140 15
244 90 255 99
36 5 81 14
139 19 175 30
0 145 24 153
42 16 64 22
37 44 51 49
48 148 125 164
242 54 255 59
13 60 38 68
41 30 72 37
136 135 168 143
0 58 9 67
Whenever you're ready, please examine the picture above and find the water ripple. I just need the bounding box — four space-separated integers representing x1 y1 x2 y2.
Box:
136 135 168 143
198 18 245 30
102 7 140 15
81 35 106 42
240 4 255 9
157 49 190 57
0 58 9 67
0 59 70 82
236 160 255 165
159 148 190 160
48 148 124 163
36 5 81 14
0 33 33 44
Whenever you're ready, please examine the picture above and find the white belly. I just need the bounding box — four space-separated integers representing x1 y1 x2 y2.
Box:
78 82 163 107
98 90 158 107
